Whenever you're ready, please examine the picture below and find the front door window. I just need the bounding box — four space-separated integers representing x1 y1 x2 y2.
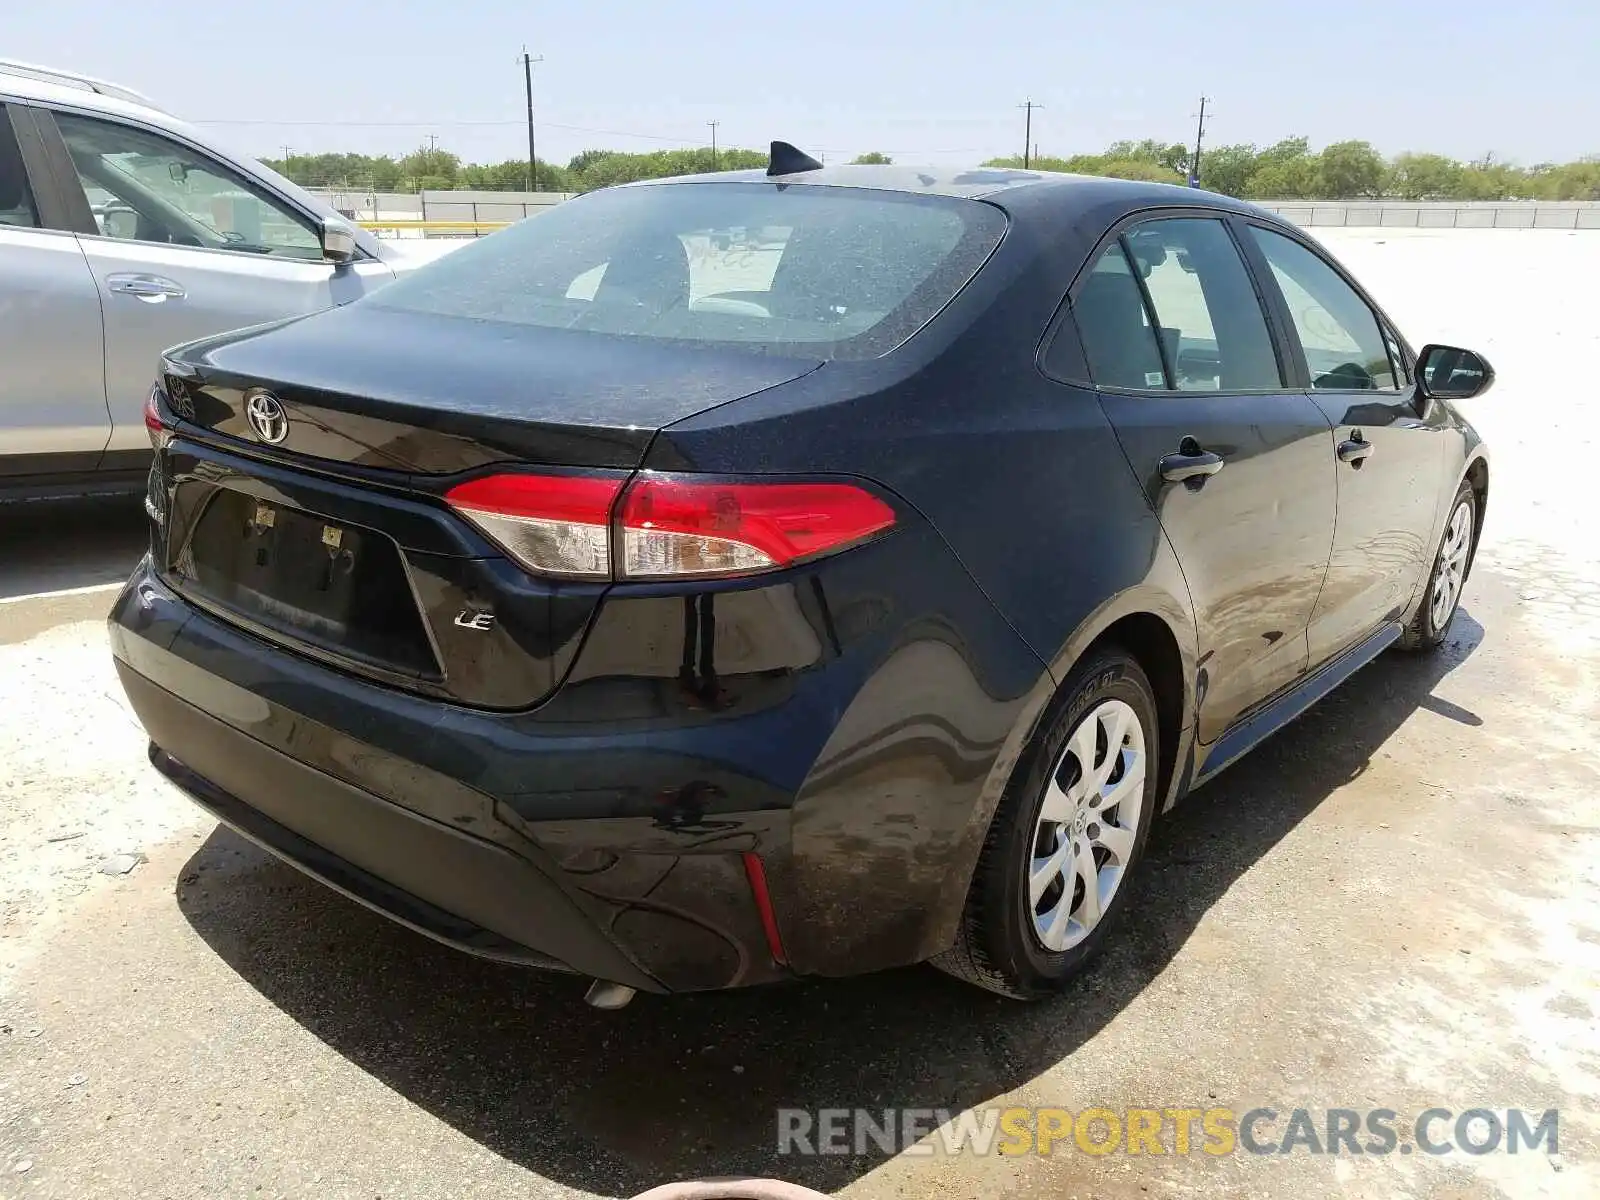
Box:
53 112 322 260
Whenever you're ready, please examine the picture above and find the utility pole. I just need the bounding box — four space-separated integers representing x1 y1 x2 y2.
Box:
1019 99 1041 168
707 120 719 169
281 145 293 175
1189 95 1210 188
522 49 544 191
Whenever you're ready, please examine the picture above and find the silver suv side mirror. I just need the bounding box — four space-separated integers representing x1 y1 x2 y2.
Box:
320 218 358 265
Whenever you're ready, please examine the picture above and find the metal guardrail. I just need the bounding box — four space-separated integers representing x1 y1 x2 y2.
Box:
358 219 510 234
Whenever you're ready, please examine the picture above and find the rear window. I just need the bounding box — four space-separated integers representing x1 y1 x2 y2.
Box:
365 182 1007 359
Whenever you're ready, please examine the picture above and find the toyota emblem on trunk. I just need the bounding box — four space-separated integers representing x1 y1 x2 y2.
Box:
245 390 289 444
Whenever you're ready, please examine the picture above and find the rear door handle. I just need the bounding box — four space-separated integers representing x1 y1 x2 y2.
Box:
1159 439 1226 484
1337 433 1375 465
107 273 186 302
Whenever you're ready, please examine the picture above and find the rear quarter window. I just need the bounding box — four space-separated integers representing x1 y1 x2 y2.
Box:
366 182 1007 359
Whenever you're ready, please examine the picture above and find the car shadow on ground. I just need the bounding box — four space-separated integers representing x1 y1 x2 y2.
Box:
175 612 1481 1196
0 497 147 601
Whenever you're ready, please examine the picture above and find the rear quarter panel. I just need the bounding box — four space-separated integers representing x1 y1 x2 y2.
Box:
647 203 1200 966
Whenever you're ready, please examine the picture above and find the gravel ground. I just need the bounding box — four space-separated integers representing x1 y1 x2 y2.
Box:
1 228 1597 1199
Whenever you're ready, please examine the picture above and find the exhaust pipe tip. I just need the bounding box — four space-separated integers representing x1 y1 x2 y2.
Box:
584 980 637 1010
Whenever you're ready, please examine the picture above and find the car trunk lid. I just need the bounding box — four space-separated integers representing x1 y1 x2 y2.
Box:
162 302 822 473
151 305 822 709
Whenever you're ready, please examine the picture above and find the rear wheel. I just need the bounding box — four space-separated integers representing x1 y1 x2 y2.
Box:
933 647 1159 999
1398 482 1476 651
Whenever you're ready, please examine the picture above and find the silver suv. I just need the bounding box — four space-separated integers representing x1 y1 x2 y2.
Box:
0 60 429 500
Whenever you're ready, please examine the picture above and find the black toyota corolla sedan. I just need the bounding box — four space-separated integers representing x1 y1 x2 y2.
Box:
111 148 1493 1004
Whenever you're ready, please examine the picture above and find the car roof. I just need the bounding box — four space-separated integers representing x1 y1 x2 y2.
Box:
629 162 1268 218
0 60 170 120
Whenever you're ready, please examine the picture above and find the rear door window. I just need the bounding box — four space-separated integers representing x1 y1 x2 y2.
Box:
1069 216 1282 392
1069 241 1168 389
1127 218 1282 391
367 183 1008 359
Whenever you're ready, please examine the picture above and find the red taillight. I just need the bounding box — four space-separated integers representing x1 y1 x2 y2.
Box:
445 473 624 579
619 476 897 579
143 385 171 449
444 471 895 581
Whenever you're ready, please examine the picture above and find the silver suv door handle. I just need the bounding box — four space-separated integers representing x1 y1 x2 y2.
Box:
107 273 186 301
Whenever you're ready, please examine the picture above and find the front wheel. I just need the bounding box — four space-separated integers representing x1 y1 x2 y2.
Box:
1398 481 1476 651
933 647 1160 999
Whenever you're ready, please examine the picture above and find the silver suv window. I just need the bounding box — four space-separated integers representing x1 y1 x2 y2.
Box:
0 105 40 228
53 111 322 260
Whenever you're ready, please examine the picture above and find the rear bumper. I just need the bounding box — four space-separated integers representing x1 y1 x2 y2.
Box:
110 504 1047 990
134 690 647 987
110 560 798 994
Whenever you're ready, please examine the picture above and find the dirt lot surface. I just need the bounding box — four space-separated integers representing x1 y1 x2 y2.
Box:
1 229 1595 1199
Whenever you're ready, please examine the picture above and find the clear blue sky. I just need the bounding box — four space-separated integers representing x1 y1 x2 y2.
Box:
11 0 1599 168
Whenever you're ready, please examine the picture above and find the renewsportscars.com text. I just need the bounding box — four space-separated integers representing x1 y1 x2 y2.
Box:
777 1106 1559 1158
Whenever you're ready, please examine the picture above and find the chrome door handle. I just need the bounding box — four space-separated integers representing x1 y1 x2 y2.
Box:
107 273 186 301
1337 433 1375 465
1159 437 1226 484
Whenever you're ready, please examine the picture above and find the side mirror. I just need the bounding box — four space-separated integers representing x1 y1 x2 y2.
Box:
104 207 138 240
320 218 358 265
1417 344 1494 400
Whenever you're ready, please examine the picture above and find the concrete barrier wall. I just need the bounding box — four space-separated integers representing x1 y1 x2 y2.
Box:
1256 201 1600 229
307 187 1600 232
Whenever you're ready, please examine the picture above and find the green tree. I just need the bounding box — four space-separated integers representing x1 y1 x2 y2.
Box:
850 151 893 165
1458 154 1530 200
1194 143 1259 197
565 147 766 192
399 145 460 189
258 135 1600 204
1102 139 1188 173
1531 158 1600 200
1098 158 1186 184
1255 137 1311 170
459 159 573 192
1388 153 1464 200
1318 140 1386 198
1246 156 1321 199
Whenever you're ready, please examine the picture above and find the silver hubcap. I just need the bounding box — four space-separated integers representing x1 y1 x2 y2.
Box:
1028 699 1146 952
1430 499 1473 630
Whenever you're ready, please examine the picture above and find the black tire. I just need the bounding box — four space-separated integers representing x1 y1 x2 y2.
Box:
933 646 1160 999
1397 480 1477 652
